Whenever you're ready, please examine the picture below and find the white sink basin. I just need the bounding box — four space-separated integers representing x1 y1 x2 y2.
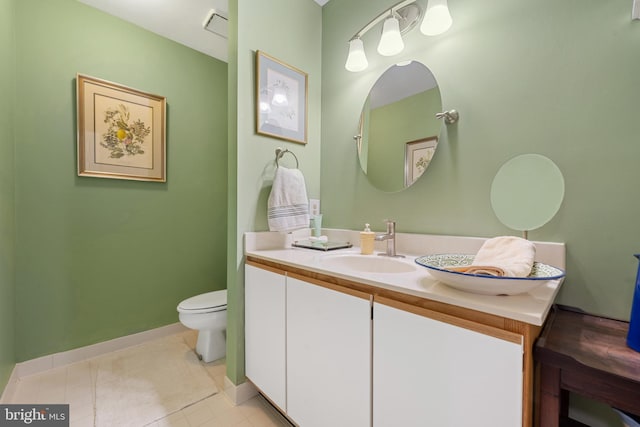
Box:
320 253 417 274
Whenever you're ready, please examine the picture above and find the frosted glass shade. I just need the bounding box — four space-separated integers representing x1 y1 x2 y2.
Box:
421 0 453 36
377 16 404 56
345 38 368 72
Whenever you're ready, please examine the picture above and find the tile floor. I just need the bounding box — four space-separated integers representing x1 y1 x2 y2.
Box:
5 330 293 427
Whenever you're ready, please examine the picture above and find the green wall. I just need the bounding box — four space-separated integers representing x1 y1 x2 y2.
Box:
227 0 322 384
322 0 640 321
226 0 240 386
367 88 442 191
13 0 228 361
323 3 637 423
0 0 16 391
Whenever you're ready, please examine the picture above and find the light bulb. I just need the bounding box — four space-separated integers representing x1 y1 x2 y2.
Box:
377 16 404 56
421 0 453 36
345 38 368 72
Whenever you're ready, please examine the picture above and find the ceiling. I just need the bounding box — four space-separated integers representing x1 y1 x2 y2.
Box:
77 0 330 63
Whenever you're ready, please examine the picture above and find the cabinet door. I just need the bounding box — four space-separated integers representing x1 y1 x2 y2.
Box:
373 301 523 427
244 264 286 411
287 277 372 427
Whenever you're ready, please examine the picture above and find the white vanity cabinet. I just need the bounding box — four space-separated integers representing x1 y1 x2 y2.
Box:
373 297 524 427
244 264 287 410
245 258 540 427
287 275 371 427
245 262 372 427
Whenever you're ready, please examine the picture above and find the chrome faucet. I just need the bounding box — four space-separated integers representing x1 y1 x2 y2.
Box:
375 220 404 258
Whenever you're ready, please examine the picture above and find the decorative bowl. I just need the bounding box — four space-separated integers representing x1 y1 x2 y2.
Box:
415 254 565 296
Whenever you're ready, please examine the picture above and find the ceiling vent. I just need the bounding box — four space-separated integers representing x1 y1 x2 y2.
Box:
203 9 228 39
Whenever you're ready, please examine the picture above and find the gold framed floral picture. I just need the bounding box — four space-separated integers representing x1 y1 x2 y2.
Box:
76 74 167 182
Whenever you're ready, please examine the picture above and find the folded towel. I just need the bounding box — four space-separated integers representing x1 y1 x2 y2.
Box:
268 167 310 232
448 265 506 276
449 236 536 277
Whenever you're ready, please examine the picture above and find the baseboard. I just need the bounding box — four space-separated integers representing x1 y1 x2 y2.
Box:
8 322 188 384
223 376 258 405
0 365 19 404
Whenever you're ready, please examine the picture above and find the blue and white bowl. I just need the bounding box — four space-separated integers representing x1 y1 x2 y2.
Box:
415 254 565 296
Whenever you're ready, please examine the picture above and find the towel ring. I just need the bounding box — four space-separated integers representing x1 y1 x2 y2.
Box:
275 148 299 168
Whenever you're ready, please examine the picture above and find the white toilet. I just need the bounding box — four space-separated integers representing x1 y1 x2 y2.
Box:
177 289 227 363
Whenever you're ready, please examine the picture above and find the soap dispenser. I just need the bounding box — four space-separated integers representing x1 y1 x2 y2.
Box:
360 223 375 255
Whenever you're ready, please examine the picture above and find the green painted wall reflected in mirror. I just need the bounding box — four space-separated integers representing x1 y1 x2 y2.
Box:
357 61 442 192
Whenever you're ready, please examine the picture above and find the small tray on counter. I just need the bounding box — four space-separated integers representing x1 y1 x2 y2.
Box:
292 240 353 251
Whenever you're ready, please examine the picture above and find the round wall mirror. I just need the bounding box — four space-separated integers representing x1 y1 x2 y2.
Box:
357 61 442 192
490 154 565 234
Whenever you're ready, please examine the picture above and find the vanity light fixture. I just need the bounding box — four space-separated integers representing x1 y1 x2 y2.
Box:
345 0 453 72
377 12 405 56
345 38 369 72
420 0 453 35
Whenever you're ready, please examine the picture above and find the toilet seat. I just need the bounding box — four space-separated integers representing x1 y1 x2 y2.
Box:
177 290 227 314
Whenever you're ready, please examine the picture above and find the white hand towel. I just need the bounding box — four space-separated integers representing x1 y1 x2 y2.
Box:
449 236 536 277
267 167 310 232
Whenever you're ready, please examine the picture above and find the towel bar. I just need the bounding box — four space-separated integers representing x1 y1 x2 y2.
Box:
275 148 299 168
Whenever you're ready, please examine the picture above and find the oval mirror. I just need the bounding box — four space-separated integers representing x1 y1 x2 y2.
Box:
490 154 565 234
357 61 442 192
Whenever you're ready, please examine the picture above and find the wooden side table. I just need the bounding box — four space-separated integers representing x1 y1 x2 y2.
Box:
534 305 640 426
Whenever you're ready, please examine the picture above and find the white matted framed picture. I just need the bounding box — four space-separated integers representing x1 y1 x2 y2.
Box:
255 51 308 144
404 136 438 187
76 74 167 182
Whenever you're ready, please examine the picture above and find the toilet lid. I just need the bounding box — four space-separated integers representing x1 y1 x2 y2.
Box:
178 290 227 313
